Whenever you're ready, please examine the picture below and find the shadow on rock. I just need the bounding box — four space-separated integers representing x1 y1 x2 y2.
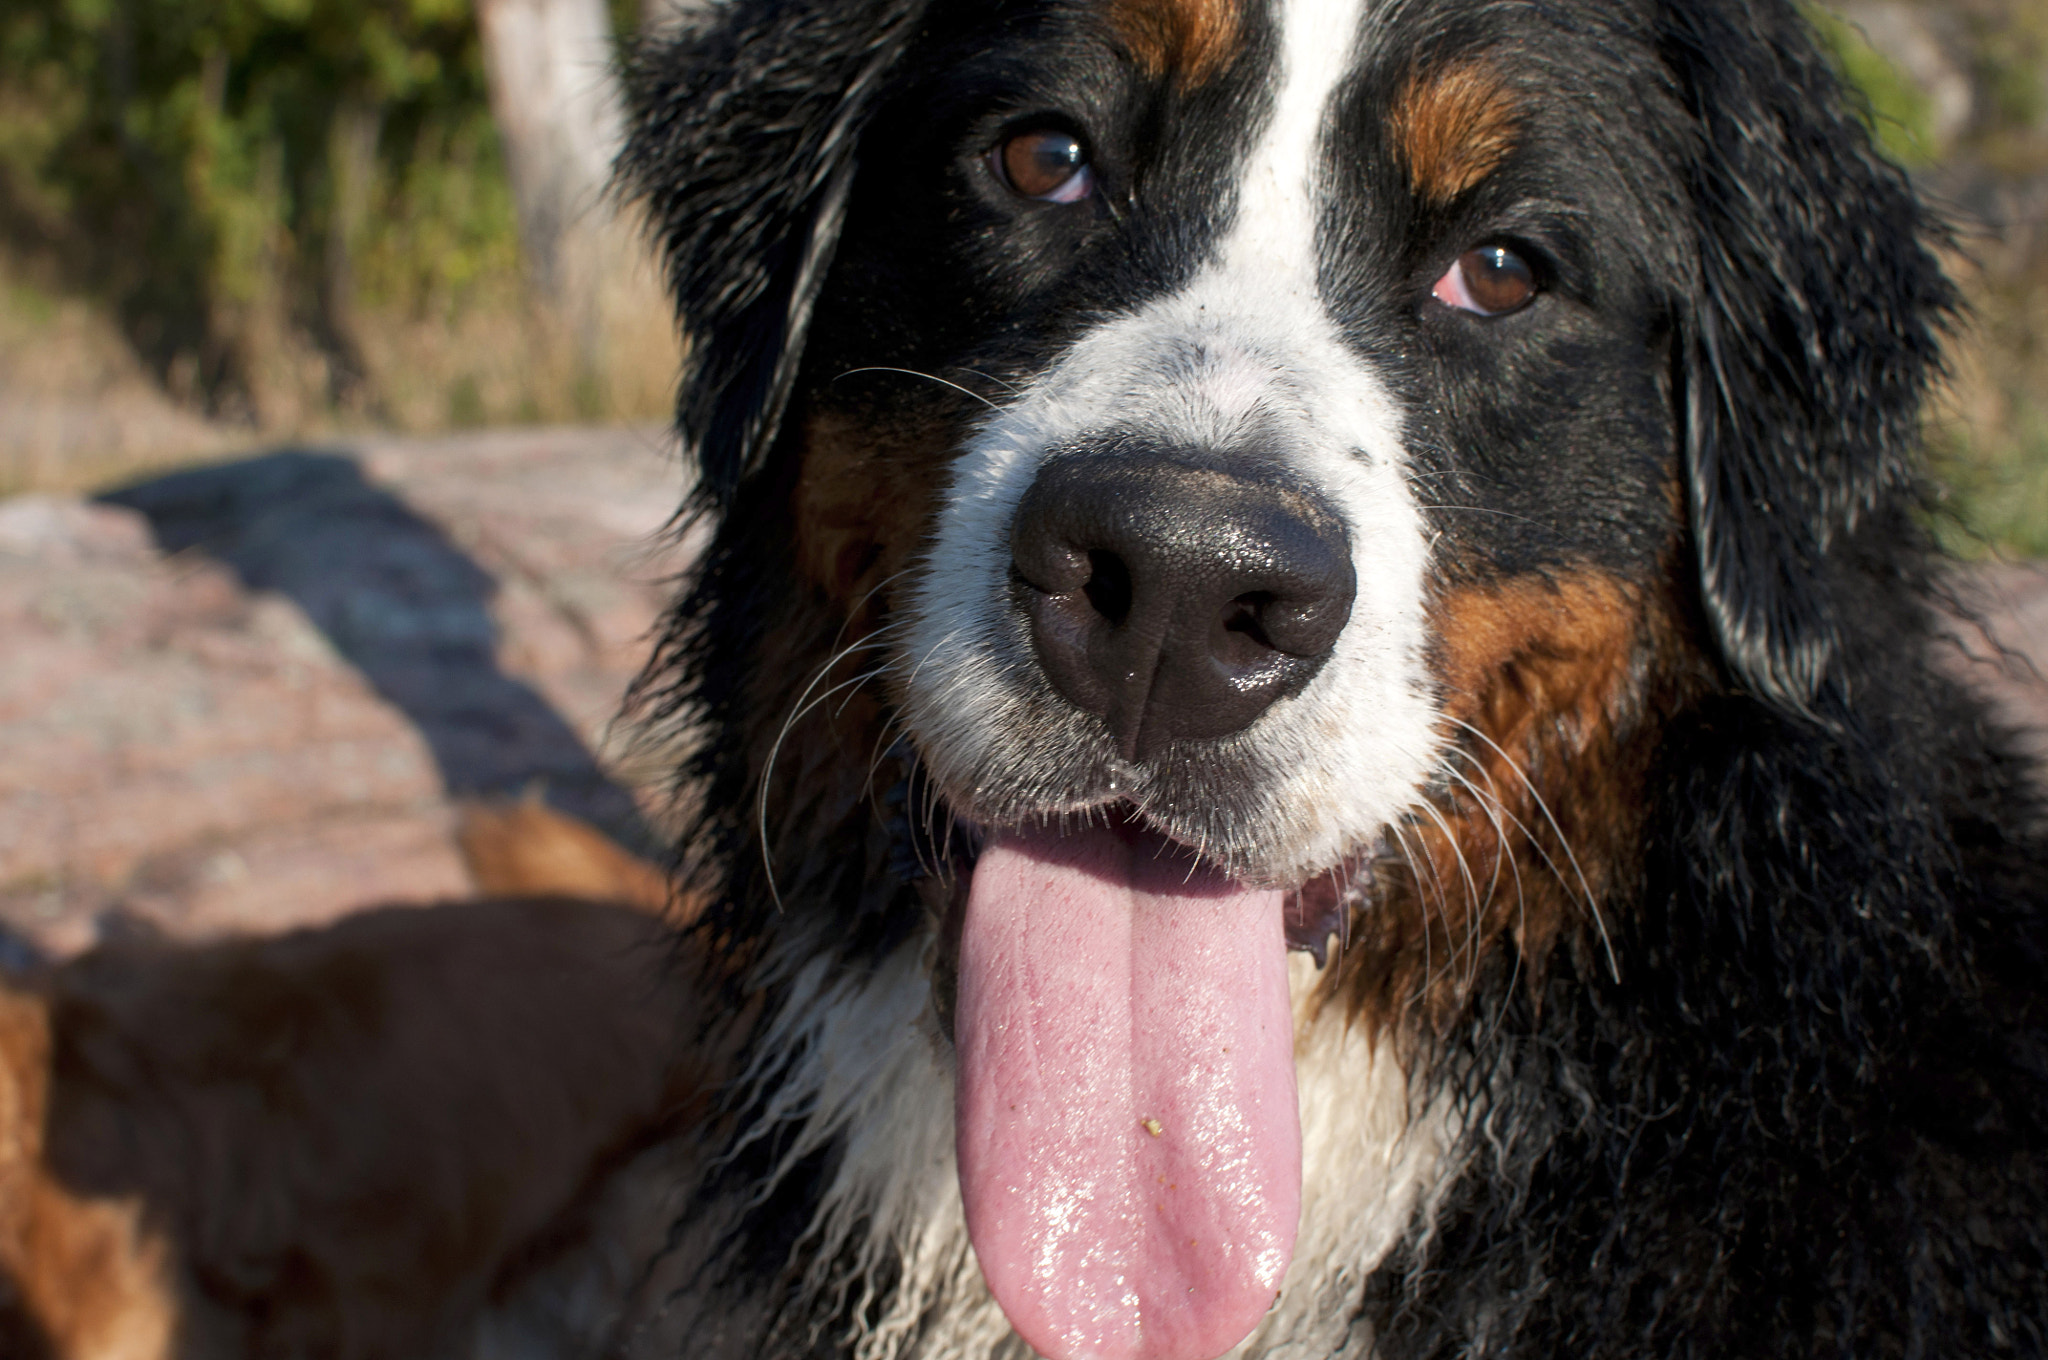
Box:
99 451 653 854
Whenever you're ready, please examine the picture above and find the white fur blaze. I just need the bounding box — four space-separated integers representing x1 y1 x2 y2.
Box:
901 0 1437 887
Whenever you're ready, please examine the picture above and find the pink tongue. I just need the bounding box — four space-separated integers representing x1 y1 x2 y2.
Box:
956 823 1301 1360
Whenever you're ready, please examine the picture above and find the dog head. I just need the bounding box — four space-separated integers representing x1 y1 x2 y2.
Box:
625 1 1949 1354
629 0 1946 875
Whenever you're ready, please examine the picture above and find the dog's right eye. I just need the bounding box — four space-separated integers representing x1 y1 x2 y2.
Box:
1431 244 1538 317
991 128 1094 203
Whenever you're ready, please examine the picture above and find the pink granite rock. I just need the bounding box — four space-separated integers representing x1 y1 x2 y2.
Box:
0 427 689 957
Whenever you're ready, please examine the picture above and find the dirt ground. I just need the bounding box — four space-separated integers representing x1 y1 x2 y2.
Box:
1 423 2044 964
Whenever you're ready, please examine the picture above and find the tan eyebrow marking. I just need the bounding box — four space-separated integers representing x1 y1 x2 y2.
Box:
1106 0 1243 86
1389 60 1522 203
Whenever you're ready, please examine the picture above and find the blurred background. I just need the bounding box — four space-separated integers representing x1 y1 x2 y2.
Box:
0 0 2043 536
0 0 2045 958
0 0 689 496
1810 0 2048 556
0 0 715 955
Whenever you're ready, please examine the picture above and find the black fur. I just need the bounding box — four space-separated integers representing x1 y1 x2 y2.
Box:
624 0 927 501
1371 604 2048 1357
620 0 2048 1355
1665 0 1956 724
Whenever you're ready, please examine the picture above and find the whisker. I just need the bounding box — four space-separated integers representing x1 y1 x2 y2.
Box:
1443 748 1562 967
1443 762 1530 1046
1339 855 1363 955
1445 716 1620 983
756 570 916 904
1385 823 1439 1008
758 631 903 911
953 366 1021 396
1382 826 1421 971
818 569 915 670
1411 502 1569 534
941 804 970 891
815 662 899 724
834 366 1000 410
918 756 949 884
1442 765 1511 915
1399 819 1467 1010
1412 796 1485 995
860 720 909 810
1322 852 1368 965
830 653 903 720
884 625 970 882
901 626 966 692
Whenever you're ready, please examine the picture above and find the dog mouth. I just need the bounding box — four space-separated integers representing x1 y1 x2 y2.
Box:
915 796 1366 1038
901 773 1371 1360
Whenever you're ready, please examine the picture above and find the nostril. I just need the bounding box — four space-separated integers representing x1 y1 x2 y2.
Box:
1221 592 1277 649
1082 550 1133 626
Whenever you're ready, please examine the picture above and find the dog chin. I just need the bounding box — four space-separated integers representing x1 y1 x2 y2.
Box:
902 670 1431 891
910 736 1405 916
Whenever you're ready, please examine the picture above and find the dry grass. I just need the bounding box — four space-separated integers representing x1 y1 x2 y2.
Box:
0 266 247 497
1931 234 2048 557
355 240 680 433
0 238 679 498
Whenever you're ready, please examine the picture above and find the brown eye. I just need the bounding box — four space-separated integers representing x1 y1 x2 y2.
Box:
993 128 1094 203
1432 244 1537 316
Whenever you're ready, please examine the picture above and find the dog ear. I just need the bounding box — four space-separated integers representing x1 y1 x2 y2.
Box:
1661 0 1954 723
621 0 928 504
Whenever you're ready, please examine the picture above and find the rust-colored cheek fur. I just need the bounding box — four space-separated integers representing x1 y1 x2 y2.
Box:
742 400 963 903
1390 61 1521 204
1105 0 1242 85
792 403 954 623
1331 571 1684 1034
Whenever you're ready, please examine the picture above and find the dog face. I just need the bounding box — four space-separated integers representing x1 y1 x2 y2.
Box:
869 0 1696 890
633 0 1785 888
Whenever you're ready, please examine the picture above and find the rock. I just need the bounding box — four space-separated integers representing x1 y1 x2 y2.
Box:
0 426 689 958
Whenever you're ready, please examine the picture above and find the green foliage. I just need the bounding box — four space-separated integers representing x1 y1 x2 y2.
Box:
1804 2 2048 559
354 106 524 314
1969 0 2048 175
1934 419 2048 558
1807 4 1941 166
0 0 525 415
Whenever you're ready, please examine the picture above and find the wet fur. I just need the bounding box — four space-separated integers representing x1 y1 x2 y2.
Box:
621 0 2048 1355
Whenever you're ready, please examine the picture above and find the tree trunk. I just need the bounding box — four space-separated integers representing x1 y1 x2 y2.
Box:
474 0 682 416
316 97 380 411
473 0 624 306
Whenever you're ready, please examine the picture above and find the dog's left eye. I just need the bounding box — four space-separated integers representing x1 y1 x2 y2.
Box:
991 128 1095 203
1432 245 1537 316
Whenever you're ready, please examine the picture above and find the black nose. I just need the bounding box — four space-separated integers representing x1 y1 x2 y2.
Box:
1009 449 1355 762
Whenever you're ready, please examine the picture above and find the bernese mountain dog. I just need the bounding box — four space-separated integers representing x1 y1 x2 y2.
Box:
618 0 2048 1355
